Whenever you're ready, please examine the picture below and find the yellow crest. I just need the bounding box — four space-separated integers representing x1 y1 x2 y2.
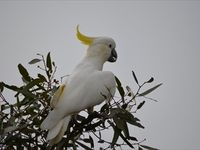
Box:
76 25 95 45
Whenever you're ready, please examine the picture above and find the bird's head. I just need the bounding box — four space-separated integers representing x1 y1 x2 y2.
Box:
76 25 117 63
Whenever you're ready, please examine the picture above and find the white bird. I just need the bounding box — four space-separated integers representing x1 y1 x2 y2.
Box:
40 26 118 145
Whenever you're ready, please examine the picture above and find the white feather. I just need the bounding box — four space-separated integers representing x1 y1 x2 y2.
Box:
40 35 117 145
48 116 71 145
47 119 63 140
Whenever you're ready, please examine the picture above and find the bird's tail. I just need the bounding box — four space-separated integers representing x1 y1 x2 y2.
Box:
46 115 71 145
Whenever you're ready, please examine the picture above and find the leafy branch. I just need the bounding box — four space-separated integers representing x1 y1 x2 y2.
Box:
0 53 161 150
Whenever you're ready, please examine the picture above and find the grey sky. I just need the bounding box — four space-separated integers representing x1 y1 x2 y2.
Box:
0 1 200 149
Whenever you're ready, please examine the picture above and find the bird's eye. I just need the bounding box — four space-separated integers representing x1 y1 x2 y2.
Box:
109 44 112 48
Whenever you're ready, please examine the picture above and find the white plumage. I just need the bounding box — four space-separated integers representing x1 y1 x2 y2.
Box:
40 26 117 145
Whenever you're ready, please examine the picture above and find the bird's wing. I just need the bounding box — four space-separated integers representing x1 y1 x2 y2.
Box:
58 70 116 114
79 71 116 107
41 71 116 130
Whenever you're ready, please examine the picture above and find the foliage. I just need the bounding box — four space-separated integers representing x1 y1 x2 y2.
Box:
0 53 161 150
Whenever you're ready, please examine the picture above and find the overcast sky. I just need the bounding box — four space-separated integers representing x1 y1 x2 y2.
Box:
0 1 200 149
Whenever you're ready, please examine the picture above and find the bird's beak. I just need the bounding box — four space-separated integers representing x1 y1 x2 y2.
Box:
108 49 117 62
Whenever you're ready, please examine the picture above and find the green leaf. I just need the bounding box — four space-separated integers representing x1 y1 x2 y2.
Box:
76 114 86 122
137 101 145 110
119 132 134 148
72 141 77 150
118 85 125 100
46 52 52 72
4 125 18 134
122 121 129 138
114 108 138 121
18 64 31 82
76 141 92 150
89 136 94 148
100 103 109 113
82 136 94 148
147 77 154 83
132 71 139 85
98 140 104 143
139 147 144 150
28 58 41 64
117 110 144 129
24 78 44 90
139 83 162 96
128 119 144 129
109 108 121 118
2 82 19 91
82 138 91 143
126 85 134 97
19 78 44 98
38 74 47 82
113 116 129 138
122 103 128 109
140 145 159 150
115 76 125 101
129 136 138 141
111 126 120 148
85 121 102 131
16 95 20 109
52 61 56 67
20 89 35 99
0 82 4 92
115 76 121 87
26 105 35 114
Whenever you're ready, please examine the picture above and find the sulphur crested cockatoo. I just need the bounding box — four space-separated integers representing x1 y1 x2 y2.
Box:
40 26 118 145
